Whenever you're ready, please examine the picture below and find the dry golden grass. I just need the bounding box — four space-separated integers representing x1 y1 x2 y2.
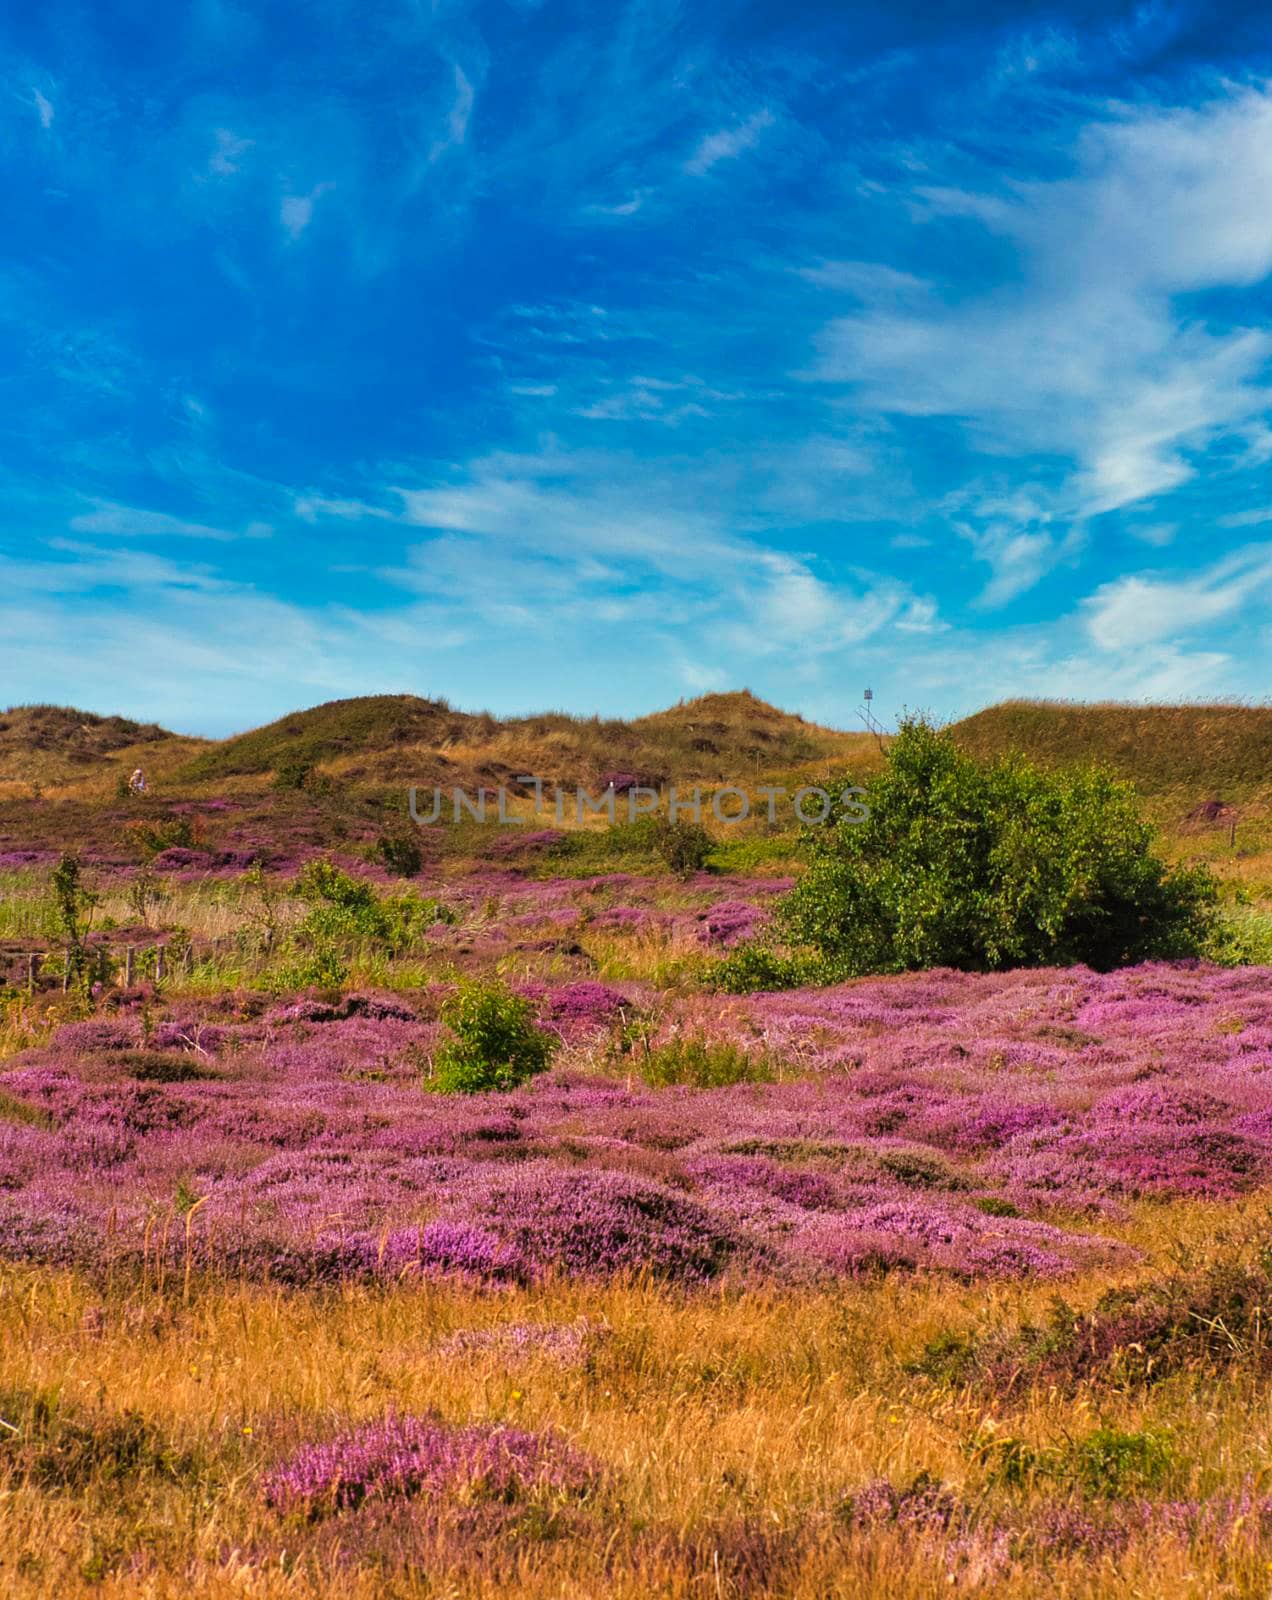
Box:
5 1197 1272 1596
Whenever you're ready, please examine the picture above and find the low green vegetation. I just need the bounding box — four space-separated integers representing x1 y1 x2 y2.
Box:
430 978 557 1093
631 1033 775 1088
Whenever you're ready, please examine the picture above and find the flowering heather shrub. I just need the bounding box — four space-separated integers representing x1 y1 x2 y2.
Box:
266 991 418 1024
320 1222 529 1284
699 899 767 948
50 1019 138 1053
590 904 665 932
437 1318 604 1365
149 845 262 873
459 1165 742 1281
955 1253 1272 1392
488 828 566 858
1 959 1270 1288
261 1415 600 1516
837 1472 1267 1561
0 848 54 867
518 981 631 1033
840 1473 965 1532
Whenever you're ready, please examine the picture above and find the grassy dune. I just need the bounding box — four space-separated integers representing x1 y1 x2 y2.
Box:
952 700 1272 796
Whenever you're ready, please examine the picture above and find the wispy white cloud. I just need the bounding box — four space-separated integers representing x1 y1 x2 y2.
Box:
209 128 252 176
1081 545 1272 652
810 88 1272 522
68 499 259 542
31 88 54 129
685 109 775 176
280 182 334 240
430 64 475 162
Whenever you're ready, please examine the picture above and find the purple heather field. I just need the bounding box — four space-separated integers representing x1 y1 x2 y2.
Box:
3 950 1269 1289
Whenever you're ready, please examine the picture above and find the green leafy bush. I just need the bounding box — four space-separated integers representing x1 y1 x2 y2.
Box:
727 718 1216 987
120 816 195 861
289 860 452 967
430 980 556 1094
293 861 387 942
1205 906 1272 966
649 815 715 878
968 1423 1172 1497
49 854 103 988
710 943 817 995
374 831 423 878
544 814 709 876
272 760 315 791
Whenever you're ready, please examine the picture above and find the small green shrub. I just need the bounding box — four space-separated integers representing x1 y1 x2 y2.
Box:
293 861 387 941
127 865 166 928
430 980 556 1094
269 943 350 992
0 1387 197 1490
1071 1427 1173 1497
380 890 456 948
649 816 714 878
272 760 315 791
375 831 423 878
710 943 819 994
970 1422 1172 1497
121 817 195 861
282 862 452 981
49 854 102 988
1206 907 1272 966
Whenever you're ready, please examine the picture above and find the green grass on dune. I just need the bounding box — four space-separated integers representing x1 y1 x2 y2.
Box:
951 700 1272 795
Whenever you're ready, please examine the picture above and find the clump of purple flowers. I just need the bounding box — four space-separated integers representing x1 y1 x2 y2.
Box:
699 900 766 948
437 1318 604 1366
488 829 566 858
261 1414 600 1516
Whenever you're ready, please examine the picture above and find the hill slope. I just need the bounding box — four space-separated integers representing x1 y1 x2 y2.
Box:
176 689 867 789
178 695 477 781
0 705 201 788
951 701 1272 795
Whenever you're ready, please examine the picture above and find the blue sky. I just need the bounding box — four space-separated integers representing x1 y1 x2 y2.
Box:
3 0 1272 736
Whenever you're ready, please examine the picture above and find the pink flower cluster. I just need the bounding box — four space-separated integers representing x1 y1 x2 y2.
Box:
1 960 1270 1287
261 1414 600 1515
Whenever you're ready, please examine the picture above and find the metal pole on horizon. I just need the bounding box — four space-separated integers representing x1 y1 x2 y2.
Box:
859 688 887 754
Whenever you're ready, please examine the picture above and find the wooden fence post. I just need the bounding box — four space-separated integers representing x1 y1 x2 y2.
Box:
155 945 164 983
124 947 134 987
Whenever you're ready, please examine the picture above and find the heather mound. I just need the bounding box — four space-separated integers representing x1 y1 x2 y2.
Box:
3 962 1269 1287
